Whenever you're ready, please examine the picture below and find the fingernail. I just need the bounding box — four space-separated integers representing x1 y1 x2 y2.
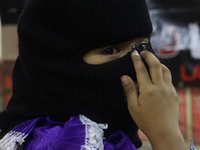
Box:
132 50 139 56
121 76 129 85
140 50 147 54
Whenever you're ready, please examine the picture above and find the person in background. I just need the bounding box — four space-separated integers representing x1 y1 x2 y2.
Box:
0 0 187 149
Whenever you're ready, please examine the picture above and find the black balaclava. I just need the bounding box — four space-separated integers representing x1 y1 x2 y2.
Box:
0 0 152 148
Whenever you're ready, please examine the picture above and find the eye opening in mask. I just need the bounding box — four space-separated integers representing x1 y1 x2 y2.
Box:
83 38 150 65
101 47 121 56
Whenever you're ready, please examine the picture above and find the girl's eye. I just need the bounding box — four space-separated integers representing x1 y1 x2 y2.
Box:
102 47 121 55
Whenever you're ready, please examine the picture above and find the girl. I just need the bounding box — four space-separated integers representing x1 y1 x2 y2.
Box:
0 0 187 149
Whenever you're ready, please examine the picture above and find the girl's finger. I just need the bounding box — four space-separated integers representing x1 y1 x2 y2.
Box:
131 50 152 86
161 64 172 84
121 75 139 108
140 51 163 85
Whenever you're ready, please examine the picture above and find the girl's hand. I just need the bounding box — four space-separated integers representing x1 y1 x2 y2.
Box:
121 50 186 150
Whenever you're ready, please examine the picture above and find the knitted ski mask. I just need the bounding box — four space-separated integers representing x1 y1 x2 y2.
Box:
0 0 153 148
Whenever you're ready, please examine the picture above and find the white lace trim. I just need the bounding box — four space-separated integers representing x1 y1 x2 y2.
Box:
0 131 28 150
79 115 108 150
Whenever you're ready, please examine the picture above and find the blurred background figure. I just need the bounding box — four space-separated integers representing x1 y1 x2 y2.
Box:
0 0 200 149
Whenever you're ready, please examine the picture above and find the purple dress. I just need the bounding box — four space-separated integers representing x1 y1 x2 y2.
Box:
0 115 137 150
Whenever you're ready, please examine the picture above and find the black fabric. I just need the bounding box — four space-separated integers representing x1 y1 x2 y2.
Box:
0 0 152 148
0 0 25 24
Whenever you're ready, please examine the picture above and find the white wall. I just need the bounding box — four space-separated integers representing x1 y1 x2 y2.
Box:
1 24 18 61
